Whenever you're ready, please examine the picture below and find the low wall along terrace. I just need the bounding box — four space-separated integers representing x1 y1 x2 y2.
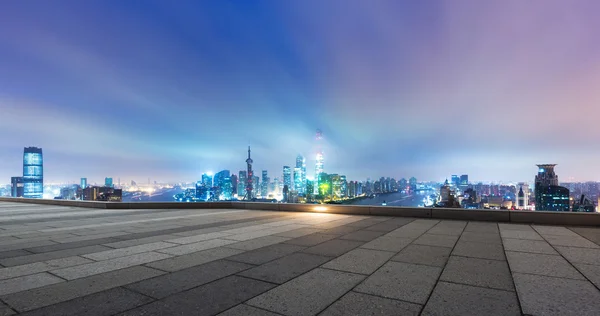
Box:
0 197 599 226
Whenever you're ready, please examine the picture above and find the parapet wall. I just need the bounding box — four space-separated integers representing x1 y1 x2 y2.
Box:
1 197 599 226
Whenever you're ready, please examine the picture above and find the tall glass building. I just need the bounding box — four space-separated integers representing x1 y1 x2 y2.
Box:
23 147 43 199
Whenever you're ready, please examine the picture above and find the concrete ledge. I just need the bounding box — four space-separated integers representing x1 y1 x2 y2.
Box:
369 206 431 218
510 210 600 226
431 208 510 222
1 197 599 226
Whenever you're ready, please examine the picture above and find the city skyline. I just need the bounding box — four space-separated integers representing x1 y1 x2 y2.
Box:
2 1 600 182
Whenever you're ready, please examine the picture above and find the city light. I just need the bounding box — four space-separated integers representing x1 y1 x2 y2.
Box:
314 206 328 212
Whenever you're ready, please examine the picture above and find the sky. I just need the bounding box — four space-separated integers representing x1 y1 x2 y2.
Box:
1 0 600 184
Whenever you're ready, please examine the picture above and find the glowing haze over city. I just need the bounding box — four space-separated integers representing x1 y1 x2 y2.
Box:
1 0 600 184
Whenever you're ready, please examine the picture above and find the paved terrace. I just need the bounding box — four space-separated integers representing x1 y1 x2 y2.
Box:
0 202 600 315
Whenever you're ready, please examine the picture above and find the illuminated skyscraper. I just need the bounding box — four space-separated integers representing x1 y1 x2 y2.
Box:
11 177 24 198
261 170 269 197
105 178 113 188
202 173 213 187
237 171 247 198
315 130 324 194
295 155 306 194
244 147 254 200
23 147 43 199
81 178 88 189
214 170 232 200
231 174 238 195
283 166 292 189
534 164 569 211
409 177 417 190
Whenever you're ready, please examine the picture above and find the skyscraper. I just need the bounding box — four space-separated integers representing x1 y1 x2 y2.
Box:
11 177 24 198
245 146 254 200
293 167 302 194
534 164 570 211
451 175 460 187
23 147 43 199
295 155 306 194
283 166 292 189
214 170 232 200
231 174 238 195
105 177 113 188
202 173 213 188
237 171 247 198
314 130 324 194
81 178 88 189
261 170 269 197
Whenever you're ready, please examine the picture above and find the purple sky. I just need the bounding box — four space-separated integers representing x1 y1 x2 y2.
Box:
1 0 599 184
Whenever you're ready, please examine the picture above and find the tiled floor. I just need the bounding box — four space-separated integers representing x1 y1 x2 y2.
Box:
0 202 600 315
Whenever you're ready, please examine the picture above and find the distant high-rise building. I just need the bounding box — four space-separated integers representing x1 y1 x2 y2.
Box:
517 187 525 209
451 175 460 187
440 180 451 202
202 173 213 188
238 171 247 198
105 178 113 188
460 175 469 186
261 170 269 197
245 147 254 199
231 174 238 195
252 176 259 199
399 178 408 191
517 182 530 209
214 170 232 200
293 167 302 194
81 178 88 189
409 177 417 190
23 147 43 199
534 164 570 211
10 176 24 197
283 166 292 189
314 130 324 194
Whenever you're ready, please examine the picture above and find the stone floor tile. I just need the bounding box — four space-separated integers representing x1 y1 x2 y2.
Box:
248 268 364 316
101 234 180 248
0 256 92 280
25 237 122 254
322 248 395 275
82 241 177 261
533 225 579 237
321 225 361 235
0 245 111 267
568 227 600 246
301 239 364 257
122 276 275 316
217 304 281 316
440 256 514 291
146 247 244 272
413 233 459 248
360 236 413 252
339 230 386 242
238 252 331 284
500 230 543 240
502 238 558 255
0 249 33 261
0 302 15 316
320 291 421 316
127 260 253 299
283 233 338 247
18 287 153 316
543 235 600 248
452 241 506 261
0 273 63 296
51 251 171 280
498 223 534 231
157 238 237 255
364 222 405 233
506 251 584 279
226 243 305 265
166 232 233 244
273 228 322 238
391 244 452 267
464 222 499 233
421 281 520 316
513 273 600 316
458 231 502 244
0 240 57 253
225 236 290 251
555 246 600 265
385 228 429 238
355 261 441 304
574 263 600 288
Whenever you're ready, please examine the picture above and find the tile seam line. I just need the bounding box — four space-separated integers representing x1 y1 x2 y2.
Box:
503 222 530 316
418 220 468 315
316 220 441 315
536 230 600 293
